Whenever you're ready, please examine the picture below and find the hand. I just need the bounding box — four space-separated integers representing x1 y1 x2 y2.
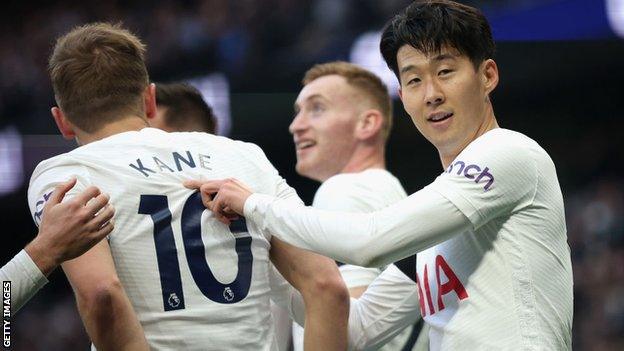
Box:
25 178 115 275
183 178 253 225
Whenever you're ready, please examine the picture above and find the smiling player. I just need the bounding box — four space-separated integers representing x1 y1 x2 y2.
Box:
190 1 574 349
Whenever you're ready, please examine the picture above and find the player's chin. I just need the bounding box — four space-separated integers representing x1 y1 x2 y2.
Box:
295 159 316 179
295 160 309 176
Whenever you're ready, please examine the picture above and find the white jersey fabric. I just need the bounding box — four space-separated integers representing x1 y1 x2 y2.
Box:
0 250 48 315
244 128 573 350
28 128 299 351
293 169 417 351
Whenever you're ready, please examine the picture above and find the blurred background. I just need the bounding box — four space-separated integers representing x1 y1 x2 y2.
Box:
1 0 623 349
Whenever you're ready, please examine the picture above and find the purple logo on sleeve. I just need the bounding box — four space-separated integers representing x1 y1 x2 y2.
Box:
445 161 494 191
33 190 54 225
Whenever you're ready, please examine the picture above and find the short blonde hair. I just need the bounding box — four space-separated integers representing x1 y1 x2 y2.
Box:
48 22 149 132
303 61 393 140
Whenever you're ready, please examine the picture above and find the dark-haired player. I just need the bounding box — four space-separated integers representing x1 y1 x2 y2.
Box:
191 1 573 349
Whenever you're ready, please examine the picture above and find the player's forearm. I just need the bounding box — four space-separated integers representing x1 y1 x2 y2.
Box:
245 188 470 267
0 250 48 315
77 279 148 350
301 276 350 351
24 238 60 277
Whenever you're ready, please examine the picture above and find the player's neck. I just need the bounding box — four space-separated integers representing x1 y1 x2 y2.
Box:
439 113 499 169
339 146 386 176
75 116 149 145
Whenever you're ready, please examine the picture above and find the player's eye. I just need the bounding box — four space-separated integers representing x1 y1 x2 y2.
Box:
438 69 453 76
407 77 421 86
311 103 325 114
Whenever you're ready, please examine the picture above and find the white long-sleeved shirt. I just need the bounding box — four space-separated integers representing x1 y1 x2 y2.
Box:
292 169 418 351
244 128 573 350
0 250 48 315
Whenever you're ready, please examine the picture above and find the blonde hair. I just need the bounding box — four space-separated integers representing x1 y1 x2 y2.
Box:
303 61 393 140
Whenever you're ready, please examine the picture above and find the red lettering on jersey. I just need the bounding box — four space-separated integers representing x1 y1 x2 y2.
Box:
416 274 426 316
435 255 468 310
423 264 435 316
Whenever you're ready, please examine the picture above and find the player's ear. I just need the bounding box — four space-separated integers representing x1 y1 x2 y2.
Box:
144 83 157 119
51 107 76 140
398 87 403 102
481 59 499 96
356 109 383 141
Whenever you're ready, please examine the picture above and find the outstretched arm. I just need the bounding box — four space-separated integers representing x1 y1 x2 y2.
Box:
185 178 470 267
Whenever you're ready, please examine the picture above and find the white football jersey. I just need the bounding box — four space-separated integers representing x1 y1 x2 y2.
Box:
313 169 407 289
422 129 573 350
28 128 298 350
243 128 573 350
293 169 419 351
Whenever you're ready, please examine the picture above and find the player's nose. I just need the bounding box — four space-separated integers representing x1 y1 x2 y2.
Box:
424 79 445 107
289 111 308 135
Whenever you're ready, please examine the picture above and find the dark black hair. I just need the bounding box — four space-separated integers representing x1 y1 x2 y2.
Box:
380 0 495 78
156 82 216 134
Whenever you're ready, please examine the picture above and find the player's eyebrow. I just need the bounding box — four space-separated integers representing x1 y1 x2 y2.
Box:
294 94 328 113
400 65 417 75
400 53 458 75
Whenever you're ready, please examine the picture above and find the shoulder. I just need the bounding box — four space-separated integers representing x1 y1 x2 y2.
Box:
28 154 89 225
459 128 547 163
320 170 403 194
172 131 278 172
314 170 406 211
446 129 548 188
30 153 87 186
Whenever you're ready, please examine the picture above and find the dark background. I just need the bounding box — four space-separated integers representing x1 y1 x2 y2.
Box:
1 0 623 350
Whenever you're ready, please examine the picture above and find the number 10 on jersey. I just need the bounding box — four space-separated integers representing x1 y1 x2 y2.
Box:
139 192 254 311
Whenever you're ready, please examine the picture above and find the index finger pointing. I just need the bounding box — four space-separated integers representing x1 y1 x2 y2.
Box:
47 177 77 206
183 179 225 194
183 179 206 190
73 186 102 206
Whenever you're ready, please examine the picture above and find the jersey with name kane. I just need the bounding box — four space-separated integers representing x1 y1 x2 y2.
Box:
28 128 297 350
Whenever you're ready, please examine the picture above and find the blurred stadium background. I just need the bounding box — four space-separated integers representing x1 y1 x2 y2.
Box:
1 0 622 349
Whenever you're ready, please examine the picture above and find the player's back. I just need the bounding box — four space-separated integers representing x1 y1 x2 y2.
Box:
29 128 289 350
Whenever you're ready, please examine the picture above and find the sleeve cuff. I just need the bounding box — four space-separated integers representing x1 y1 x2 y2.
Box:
339 265 382 289
16 249 49 286
243 193 275 222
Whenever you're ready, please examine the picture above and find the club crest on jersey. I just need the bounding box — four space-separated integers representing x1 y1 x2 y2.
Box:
223 287 234 302
168 293 181 308
445 160 494 191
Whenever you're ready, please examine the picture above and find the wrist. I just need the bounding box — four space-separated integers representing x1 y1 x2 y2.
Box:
24 237 60 276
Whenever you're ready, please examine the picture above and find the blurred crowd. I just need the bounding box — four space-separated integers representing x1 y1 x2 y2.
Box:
568 178 624 350
0 0 541 133
0 0 414 133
